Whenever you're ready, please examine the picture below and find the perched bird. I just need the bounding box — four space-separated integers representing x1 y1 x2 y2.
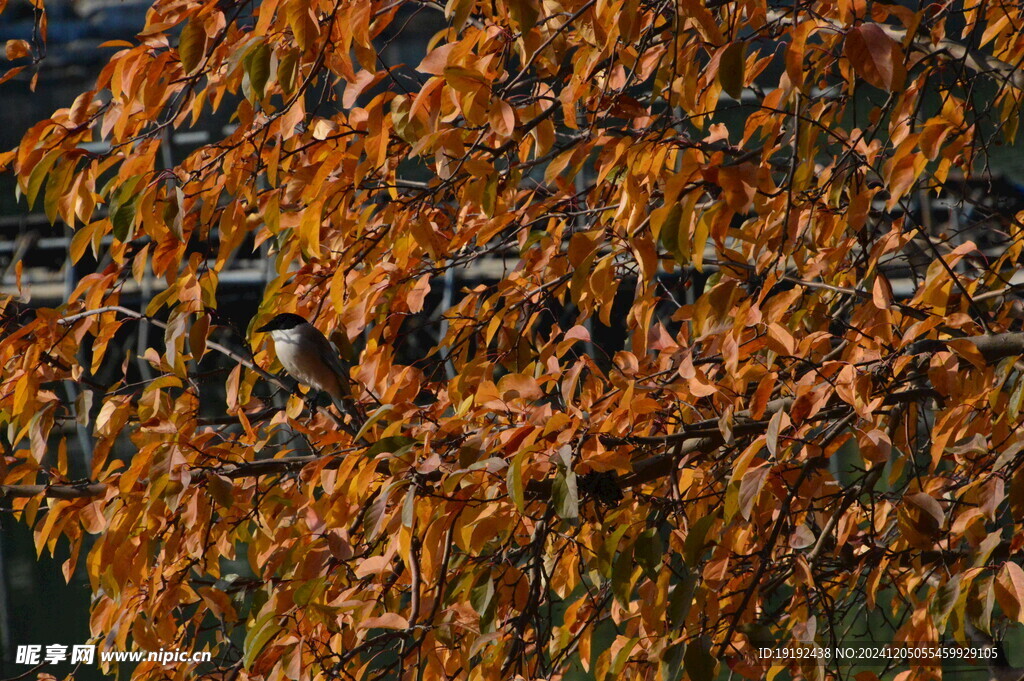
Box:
256 313 353 411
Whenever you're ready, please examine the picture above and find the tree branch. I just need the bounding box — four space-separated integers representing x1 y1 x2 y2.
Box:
58 305 290 390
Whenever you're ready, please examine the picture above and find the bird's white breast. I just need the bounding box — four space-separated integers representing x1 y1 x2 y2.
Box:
270 326 345 401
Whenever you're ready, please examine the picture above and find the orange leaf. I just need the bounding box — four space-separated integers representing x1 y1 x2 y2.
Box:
498 373 542 401
359 613 410 630
871 274 893 309
717 163 756 212
946 339 988 371
996 562 1024 623
490 98 515 137
79 501 108 534
417 44 455 75
343 70 380 109
0 65 25 86
738 464 770 520
5 39 30 60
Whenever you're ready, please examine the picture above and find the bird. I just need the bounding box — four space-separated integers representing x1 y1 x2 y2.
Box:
255 312 354 413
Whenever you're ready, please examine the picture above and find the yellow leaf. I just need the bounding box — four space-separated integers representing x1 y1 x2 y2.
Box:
298 200 322 258
444 0 475 31
692 209 710 272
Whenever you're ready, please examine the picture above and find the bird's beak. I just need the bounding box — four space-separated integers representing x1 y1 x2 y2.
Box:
255 321 273 333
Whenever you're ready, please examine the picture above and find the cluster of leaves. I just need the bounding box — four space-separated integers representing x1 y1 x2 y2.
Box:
2 0 1024 679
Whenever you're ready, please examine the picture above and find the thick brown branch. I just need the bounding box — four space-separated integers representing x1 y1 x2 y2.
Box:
909 332 1024 362
0 483 107 499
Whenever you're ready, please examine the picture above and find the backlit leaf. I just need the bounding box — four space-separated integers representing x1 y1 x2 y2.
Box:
178 19 205 75
845 23 898 90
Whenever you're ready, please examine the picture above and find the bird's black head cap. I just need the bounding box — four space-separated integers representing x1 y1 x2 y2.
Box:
256 313 309 333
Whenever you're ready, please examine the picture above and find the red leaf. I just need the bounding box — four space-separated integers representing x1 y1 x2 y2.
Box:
845 23 897 90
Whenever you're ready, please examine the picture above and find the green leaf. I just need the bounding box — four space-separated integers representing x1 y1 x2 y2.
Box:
719 42 745 99
737 623 775 648
278 51 298 96
1010 375 1024 421
666 564 695 628
683 639 717 681
659 202 682 260
1004 624 1024 668
482 172 497 217
552 468 578 521
470 574 495 629
610 637 639 676
692 207 711 272
598 522 631 579
207 473 234 508
111 195 139 242
25 149 60 210
930 574 960 632
178 19 206 75
519 229 546 255
506 447 526 511
43 160 73 224
243 611 282 669
683 510 718 566
401 484 416 528
353 404 395 442
634 528 663 578
611 544 635 606
245 42 271 100
294 577 326 607
364 435 417 458
506 0 538 31
660 641 686 681
109 176 143 242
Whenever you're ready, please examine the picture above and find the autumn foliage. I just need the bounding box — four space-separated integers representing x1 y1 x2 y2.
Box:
2 0 1024 679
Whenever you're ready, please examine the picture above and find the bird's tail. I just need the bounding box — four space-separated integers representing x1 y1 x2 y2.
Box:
327 382 365 434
